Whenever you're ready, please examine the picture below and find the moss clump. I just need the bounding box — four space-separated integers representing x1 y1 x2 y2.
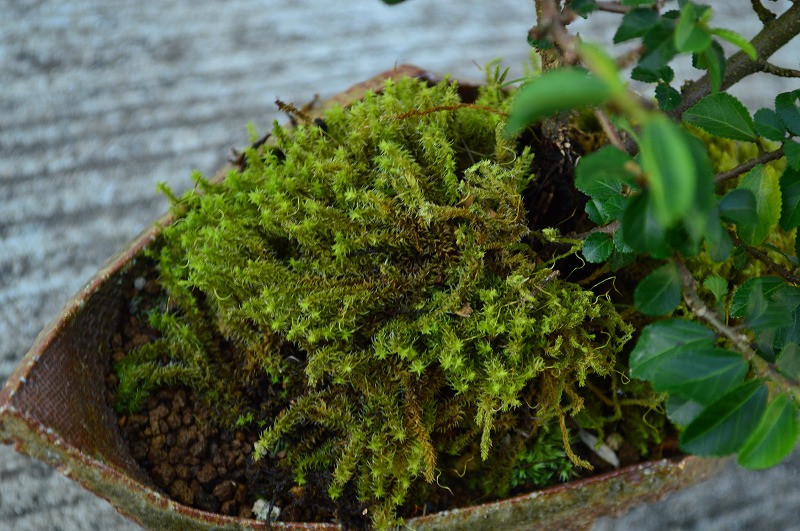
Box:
115 76 664 528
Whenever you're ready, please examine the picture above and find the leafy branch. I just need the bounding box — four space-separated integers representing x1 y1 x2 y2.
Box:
516 0 800 469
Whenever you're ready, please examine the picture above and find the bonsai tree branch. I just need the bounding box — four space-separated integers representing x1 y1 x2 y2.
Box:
751 0 777 24
729 232 800 285
677 260 800 400
673 1 800 117
593 1 635 15
757 59 800 78
714 145 785 184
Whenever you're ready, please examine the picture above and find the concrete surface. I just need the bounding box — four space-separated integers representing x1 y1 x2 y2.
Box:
1 1 798 529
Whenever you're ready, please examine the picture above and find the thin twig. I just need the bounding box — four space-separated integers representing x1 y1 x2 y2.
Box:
758 59 800 78
594 109 627 152
572 220 620 240
714 146 785 184
593 1 635 14
729 233 800 285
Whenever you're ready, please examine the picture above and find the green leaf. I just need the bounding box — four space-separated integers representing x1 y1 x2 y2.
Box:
680 380 768 456
506 69 611 136
745 280 794 331
780 167 800 230
614 8 660 43
655 83 681 111
622 0 656 5
632 65 674 84
629 319 716 381
705 216 733 262
575 146 635 199
610 248 636 271
703 275 728 302
718 188 758 227
775 90 800 136
710 28 757 60
639 24 678 77
785 140 800 171
737 164 782 245
730 277 786 318
620 193 669 256
683 93 757 142
693 41 726 92
738 394 799 469
675 2 712 53
582 232 614 263
634 261 683 316
640 115 697 225
776 343 800 379
585 198 613 225
666 394 705 426
753 108 787 142
571 0 597 16
652 347 748 404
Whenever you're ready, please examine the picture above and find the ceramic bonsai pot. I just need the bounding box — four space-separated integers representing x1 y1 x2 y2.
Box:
0 65 725 530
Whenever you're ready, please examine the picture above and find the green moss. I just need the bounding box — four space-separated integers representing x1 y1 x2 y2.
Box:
115 75 666 528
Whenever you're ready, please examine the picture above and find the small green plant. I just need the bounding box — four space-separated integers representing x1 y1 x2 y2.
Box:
115 75 665 527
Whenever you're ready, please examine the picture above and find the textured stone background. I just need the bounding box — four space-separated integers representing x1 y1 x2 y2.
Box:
1 1 798 529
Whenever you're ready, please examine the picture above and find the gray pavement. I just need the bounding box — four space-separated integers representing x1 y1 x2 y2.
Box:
1 1 798 529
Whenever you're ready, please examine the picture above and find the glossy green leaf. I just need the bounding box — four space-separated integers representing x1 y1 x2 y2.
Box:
745 281 793 331
730 277 786 318
632 65 675 84
683 93 757 142
505 69 611 136
655 83 681 111
622 0 656 5
680 380 768 456
719 188 758 226
614 8 660 43
703 275 728 302
780 167 800 230
666 394 705 426
785 141 800 171
753 108 787 142
675 2 712 53
610 248 636 271
652 347 748 404
639 23 678 75
575 146 635 199
710 28 757 60
634 261 683 316
776 343 800 379
640 115 697 225
737 164 782 245
629 319 716 381
612 227 634 254
585 198 612 225
775 90 800 136
620 193 669 256
582 232 614 263
738 394 800 469
693 41 726 92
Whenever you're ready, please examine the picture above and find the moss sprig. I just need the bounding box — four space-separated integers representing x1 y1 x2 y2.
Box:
115 75 664 528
